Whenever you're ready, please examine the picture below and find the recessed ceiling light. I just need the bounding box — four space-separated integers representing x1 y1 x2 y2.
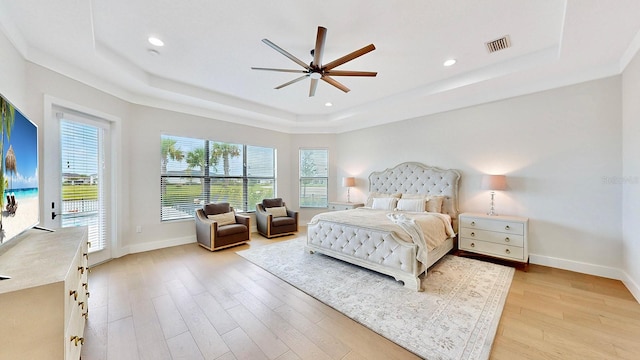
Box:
443 59 457 67
148 36 164 47
325 102 333 107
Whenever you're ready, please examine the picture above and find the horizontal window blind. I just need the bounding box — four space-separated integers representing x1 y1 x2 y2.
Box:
161 135 276 221
60 119 106 252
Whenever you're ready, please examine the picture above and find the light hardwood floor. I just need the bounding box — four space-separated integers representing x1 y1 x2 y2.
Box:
81 231 640 360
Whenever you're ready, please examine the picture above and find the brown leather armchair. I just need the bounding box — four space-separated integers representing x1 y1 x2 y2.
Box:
195 202 250 251
255 198 298 238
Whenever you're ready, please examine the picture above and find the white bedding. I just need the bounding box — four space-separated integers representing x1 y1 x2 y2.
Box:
309 208 455 263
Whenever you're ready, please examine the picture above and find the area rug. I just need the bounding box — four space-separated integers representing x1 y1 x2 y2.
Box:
237 238 514 360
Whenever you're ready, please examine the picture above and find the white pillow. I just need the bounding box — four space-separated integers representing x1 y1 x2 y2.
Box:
371 197 398 210
207 211 236 226
365 192 401 207
396 198 425 212
266 206 288 218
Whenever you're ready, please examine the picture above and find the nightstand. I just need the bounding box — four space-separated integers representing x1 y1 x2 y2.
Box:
328 201 364 211
458 212 529 266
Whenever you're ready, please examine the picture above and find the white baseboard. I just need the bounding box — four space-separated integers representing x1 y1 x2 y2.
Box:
120 235 196 257
621 271 640 303
529 253 625 280
529 253 640 303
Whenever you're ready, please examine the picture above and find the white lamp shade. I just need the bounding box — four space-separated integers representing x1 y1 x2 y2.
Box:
342 177 356 187
481 175 507 191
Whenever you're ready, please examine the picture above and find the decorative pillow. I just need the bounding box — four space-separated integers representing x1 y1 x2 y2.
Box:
207 211 236 226
371 197 398 210
395 198 425 212
365 192 401 207
266 206 288 218
425 196 445 213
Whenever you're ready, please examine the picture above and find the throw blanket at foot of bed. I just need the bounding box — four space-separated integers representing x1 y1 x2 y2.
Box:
306 208 456 291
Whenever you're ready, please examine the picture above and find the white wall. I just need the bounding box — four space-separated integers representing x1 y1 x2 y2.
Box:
0 29 26 107
337 77 624 278
125 105 295 253
622 49 640 300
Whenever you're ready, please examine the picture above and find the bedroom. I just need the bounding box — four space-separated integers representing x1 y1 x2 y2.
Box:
0 0 639 359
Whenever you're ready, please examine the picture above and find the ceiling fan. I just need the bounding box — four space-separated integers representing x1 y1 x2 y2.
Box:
252 26 377 97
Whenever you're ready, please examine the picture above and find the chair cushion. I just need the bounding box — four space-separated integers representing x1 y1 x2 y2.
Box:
272 216 296 227
217 223 247 236
262 198 283 208
204 202 230 215
207 211 236 226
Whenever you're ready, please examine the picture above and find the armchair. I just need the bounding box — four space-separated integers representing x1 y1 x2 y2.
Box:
256 198 298 238
195 202 250 251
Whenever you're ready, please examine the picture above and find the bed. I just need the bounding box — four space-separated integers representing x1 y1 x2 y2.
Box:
306 162 461 291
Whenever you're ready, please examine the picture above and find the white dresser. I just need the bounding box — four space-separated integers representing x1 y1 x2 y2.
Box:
328 201 364 211
458 212 529 265
0 227 89 360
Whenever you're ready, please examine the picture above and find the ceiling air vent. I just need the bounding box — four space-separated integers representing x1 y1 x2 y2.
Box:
485 35 511 53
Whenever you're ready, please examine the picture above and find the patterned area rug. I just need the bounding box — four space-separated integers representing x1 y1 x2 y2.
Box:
237 238 514 360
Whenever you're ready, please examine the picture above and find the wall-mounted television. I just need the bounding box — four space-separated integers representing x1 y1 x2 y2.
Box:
1 92 39 246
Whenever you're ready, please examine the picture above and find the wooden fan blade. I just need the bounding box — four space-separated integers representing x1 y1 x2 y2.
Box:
251 67 307 74
323 44 376 71
313 26 327 67
261 39 310 70
324 70 377 77
321 75 350 93
309 78 319 97
275 75 309 89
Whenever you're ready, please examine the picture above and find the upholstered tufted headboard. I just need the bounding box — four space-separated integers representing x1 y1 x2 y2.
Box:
368 162 461 231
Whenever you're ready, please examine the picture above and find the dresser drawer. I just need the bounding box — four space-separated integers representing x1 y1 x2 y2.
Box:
460 217 524 235
459 238 525 262
459 228 524 247
328 202 364 211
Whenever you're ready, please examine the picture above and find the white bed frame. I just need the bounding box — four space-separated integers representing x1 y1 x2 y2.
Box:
306 162 461 291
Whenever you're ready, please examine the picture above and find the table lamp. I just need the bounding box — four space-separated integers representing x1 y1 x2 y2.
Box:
481 174 507 216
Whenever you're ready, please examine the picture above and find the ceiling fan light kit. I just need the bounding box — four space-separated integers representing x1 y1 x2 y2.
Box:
252 26 377 97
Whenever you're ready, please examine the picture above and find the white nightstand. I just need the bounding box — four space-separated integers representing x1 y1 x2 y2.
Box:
328 201 364 211
458 212 529 267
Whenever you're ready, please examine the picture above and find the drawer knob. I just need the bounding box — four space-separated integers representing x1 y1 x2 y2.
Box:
470 221 476 226
470 232 475 237
505 225 510 230
70 336 85 346
505 237 510 242
505 249 511 254
470 242 475 247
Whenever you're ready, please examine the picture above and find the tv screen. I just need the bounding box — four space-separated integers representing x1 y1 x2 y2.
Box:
1 93 39 246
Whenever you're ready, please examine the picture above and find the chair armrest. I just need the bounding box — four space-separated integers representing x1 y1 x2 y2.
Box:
235 214 250 227
286 208 298 219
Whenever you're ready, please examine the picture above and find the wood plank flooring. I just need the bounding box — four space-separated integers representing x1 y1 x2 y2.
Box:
81 231 640 359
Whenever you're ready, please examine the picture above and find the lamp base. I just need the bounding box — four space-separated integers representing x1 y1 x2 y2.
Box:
487 191 498 216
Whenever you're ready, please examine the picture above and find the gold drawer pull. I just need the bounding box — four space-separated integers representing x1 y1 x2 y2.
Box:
470 221 476 226
505 249 511 254
505 225 511 230
470 242 475 248
505 237 510 242
470 232 475 237
70 336 85 346
69 290 78 301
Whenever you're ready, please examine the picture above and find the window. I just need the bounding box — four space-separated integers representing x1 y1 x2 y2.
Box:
60 117 109 254
160 135 275 221
299 149 328 208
